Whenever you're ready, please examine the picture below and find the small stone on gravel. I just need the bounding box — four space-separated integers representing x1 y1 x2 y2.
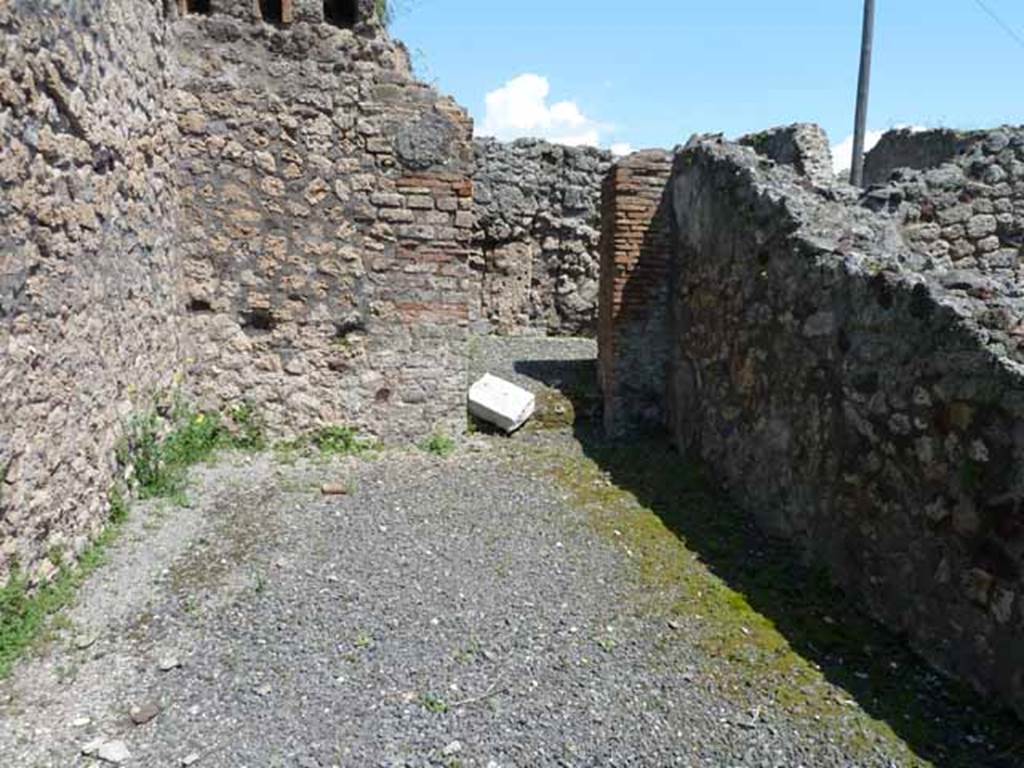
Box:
321 482 348 495
130 702 160 725
442 740 463 756
96 740 131 764
158 655 181 672
181 752 201 766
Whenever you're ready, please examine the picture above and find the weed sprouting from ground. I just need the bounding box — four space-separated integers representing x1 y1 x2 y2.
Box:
274 426 376 460
420 433 456 458
119 399 267 502
228 402 267 452
311 426 373 457
421 692 449 714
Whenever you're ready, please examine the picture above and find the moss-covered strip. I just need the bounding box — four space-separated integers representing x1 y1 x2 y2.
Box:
1 399 269 679
0 492 128 679
517 436 1024 768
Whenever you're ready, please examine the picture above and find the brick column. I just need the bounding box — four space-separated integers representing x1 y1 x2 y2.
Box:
597 150 675 437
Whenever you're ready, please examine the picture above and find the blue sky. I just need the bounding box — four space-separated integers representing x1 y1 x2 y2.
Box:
391 0 1024 166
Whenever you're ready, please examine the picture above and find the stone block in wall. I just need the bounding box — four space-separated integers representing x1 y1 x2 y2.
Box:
293 0 325 23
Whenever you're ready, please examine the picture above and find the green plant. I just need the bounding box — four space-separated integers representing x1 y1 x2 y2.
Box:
118 401 267 502
108 486 129 524
421 692 449 714
0 490 128 678
375 0 391 26
420 433 455 458
311 426 373 457
228 402 267 452
354 632 374 649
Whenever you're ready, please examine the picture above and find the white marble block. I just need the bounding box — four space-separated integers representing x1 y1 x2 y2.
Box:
468 374 536 433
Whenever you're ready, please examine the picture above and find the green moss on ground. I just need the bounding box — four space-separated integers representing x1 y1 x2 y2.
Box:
0 491 128 679
529 388 577 431
1 399 268 680
519 436 1024 768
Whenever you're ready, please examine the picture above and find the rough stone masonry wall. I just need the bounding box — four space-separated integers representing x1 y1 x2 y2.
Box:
738 122 835 187
863 126 1024 281
472 139 611 336
0 0 187 583
660 135 1024 718
863 127 982 187
597 127 836 437
171 4 476 441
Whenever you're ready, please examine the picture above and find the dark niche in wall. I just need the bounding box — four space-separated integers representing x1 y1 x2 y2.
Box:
324 0 358 27
241 308 277 333
260 0 284 23
185 0 211 14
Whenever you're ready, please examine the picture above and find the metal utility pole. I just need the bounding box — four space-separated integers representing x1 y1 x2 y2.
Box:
850 0 876 187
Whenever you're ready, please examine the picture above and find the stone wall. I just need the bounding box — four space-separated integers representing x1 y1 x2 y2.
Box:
863 127 980 187
472 138 611 336
0 0 479 584
170 4 476 441
178 0 377 27
597 150 675 437
738 123 835 187
599 130 1024 716
0 0 188 583
862 127 1024 281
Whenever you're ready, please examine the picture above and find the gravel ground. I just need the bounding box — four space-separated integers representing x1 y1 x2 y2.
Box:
0 339 1016 767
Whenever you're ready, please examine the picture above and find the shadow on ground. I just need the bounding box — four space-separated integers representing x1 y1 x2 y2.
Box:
516 356 1024 768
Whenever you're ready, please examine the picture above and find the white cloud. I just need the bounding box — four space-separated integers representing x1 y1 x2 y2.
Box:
831 125 927 173
610 142 634 157
478 73 611 148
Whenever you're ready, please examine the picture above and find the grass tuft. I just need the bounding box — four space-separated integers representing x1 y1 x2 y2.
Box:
311 426 372 457
421 692 449 714
272 425 377 464
420 433 456 458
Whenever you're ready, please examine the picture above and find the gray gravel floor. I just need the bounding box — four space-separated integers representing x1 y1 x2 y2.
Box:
0 339 997 767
